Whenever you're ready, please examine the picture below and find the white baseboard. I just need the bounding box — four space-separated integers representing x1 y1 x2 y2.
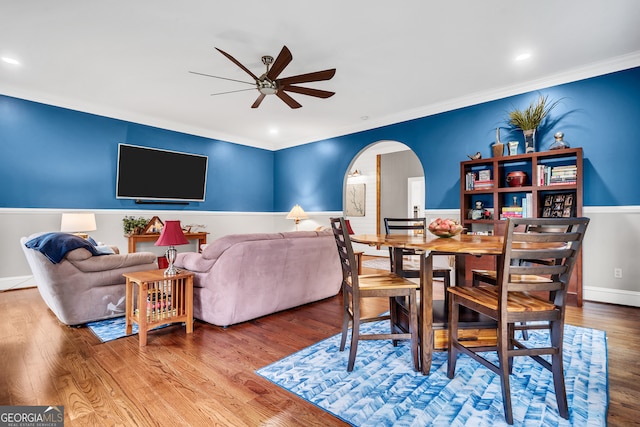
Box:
584 286 640 308
0 275 35 292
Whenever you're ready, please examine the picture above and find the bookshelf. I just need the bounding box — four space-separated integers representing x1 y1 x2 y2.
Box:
459 147 584 305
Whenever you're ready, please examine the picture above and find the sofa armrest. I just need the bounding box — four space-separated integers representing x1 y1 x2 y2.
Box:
69 251 157 272
175 251 214 273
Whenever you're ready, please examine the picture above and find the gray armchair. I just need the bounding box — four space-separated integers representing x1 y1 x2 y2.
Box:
21 232 158 326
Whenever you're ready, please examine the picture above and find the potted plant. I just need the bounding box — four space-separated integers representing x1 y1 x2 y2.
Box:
507 95 560 153
122 216 149 236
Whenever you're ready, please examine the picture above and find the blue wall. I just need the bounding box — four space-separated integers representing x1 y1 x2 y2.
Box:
275 66 640 211
0 96 274 211
1 66 638 212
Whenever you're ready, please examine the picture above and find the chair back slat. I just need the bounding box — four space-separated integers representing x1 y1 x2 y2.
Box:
509 281 563 293
384 217 426 234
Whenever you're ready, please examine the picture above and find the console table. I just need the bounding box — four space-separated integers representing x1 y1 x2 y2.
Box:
128 232 208 253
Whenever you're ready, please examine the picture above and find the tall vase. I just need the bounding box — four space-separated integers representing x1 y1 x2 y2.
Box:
523 129 536 153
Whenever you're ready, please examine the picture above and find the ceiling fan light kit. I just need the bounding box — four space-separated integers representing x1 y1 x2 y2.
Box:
191 46 336 109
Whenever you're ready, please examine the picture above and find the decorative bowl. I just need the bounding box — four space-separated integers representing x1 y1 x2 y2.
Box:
428 218 464 238
506 171 527 187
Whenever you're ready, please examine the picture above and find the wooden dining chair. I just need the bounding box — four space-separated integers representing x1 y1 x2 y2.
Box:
447 217 589 425
471 223 571 340
330 217 420 372
384 218 451 305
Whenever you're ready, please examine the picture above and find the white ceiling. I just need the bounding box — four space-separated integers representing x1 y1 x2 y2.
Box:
1 1 640 151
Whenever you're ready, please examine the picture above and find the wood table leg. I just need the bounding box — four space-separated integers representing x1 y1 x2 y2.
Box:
138 282 148 346
125 278 133 335
185 276 194 334
420 251 434 374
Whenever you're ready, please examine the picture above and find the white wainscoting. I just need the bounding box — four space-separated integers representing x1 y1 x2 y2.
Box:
3 207 640 308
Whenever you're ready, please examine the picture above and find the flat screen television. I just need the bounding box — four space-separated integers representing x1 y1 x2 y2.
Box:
116 144 208 202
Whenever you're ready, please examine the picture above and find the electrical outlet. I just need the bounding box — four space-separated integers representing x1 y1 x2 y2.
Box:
614 268 623 279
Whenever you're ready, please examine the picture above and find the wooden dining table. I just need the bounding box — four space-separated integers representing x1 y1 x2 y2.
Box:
351 233 505 374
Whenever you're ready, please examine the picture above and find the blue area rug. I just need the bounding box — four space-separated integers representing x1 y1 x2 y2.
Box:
257 321 607 426
86 316 169 342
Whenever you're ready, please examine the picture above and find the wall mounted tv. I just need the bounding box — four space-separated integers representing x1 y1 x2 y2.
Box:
116 144 208 202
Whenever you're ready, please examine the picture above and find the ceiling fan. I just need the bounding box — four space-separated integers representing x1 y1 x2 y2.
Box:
190 46 336 109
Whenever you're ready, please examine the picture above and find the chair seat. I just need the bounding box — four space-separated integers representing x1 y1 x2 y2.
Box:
448 286 557 313
473 270 553 284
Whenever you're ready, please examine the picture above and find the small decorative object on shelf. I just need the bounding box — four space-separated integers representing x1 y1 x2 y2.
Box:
507 95 560 153
542 193 575 217
470 201 484 219
492 128 504 157
428 218 464 238
467 152 482 160
506 171 527 187
550 131 570 150
142 216 164 234
507 141 519 156
469 201 492 220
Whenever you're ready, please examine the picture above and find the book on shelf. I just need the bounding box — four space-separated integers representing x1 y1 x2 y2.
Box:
548 180 577 186
465 172 494 190
465 172 475 190
473 180 494 189
537 164 577 185
500 206 523 220
521 193 533 218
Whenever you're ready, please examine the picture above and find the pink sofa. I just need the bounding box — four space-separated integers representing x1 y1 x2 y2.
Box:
174 230 342 327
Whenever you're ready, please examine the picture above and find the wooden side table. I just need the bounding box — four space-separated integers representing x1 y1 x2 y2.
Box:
123 269 194 346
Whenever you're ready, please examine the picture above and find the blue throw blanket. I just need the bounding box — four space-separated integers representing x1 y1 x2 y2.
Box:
25 232 102 264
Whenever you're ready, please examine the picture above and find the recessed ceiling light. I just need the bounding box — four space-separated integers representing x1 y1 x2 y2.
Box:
269 128 278 135
515 53 532 61
2 57 20 65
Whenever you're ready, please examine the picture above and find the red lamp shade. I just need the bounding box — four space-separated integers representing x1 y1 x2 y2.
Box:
155 220 189 247
344 219 355 235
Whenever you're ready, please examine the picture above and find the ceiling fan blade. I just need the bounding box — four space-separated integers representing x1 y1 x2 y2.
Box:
189 71 255 86
215 47 259 81
278 68 336 86
266 46 293 81
276 91 302 109
211 88 257 96
283 85 335 98
251 93 266 108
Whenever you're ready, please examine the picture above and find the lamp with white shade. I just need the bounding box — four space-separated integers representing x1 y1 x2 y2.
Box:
286 204 308 231
60 212 97 239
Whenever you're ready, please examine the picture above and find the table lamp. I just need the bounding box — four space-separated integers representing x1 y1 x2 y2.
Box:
286 204 308 231
155 220 189 276
60 212 97 239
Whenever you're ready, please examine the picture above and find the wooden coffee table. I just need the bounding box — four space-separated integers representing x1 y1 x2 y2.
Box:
123 269 194 346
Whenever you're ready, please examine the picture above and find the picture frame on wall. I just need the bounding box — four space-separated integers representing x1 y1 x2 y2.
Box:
345 183 366 217
541 193 575 218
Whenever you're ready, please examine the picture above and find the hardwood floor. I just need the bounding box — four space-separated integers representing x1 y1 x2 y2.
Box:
1 262 639 426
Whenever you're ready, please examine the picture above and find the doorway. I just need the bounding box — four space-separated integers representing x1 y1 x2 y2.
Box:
343 140 425 256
